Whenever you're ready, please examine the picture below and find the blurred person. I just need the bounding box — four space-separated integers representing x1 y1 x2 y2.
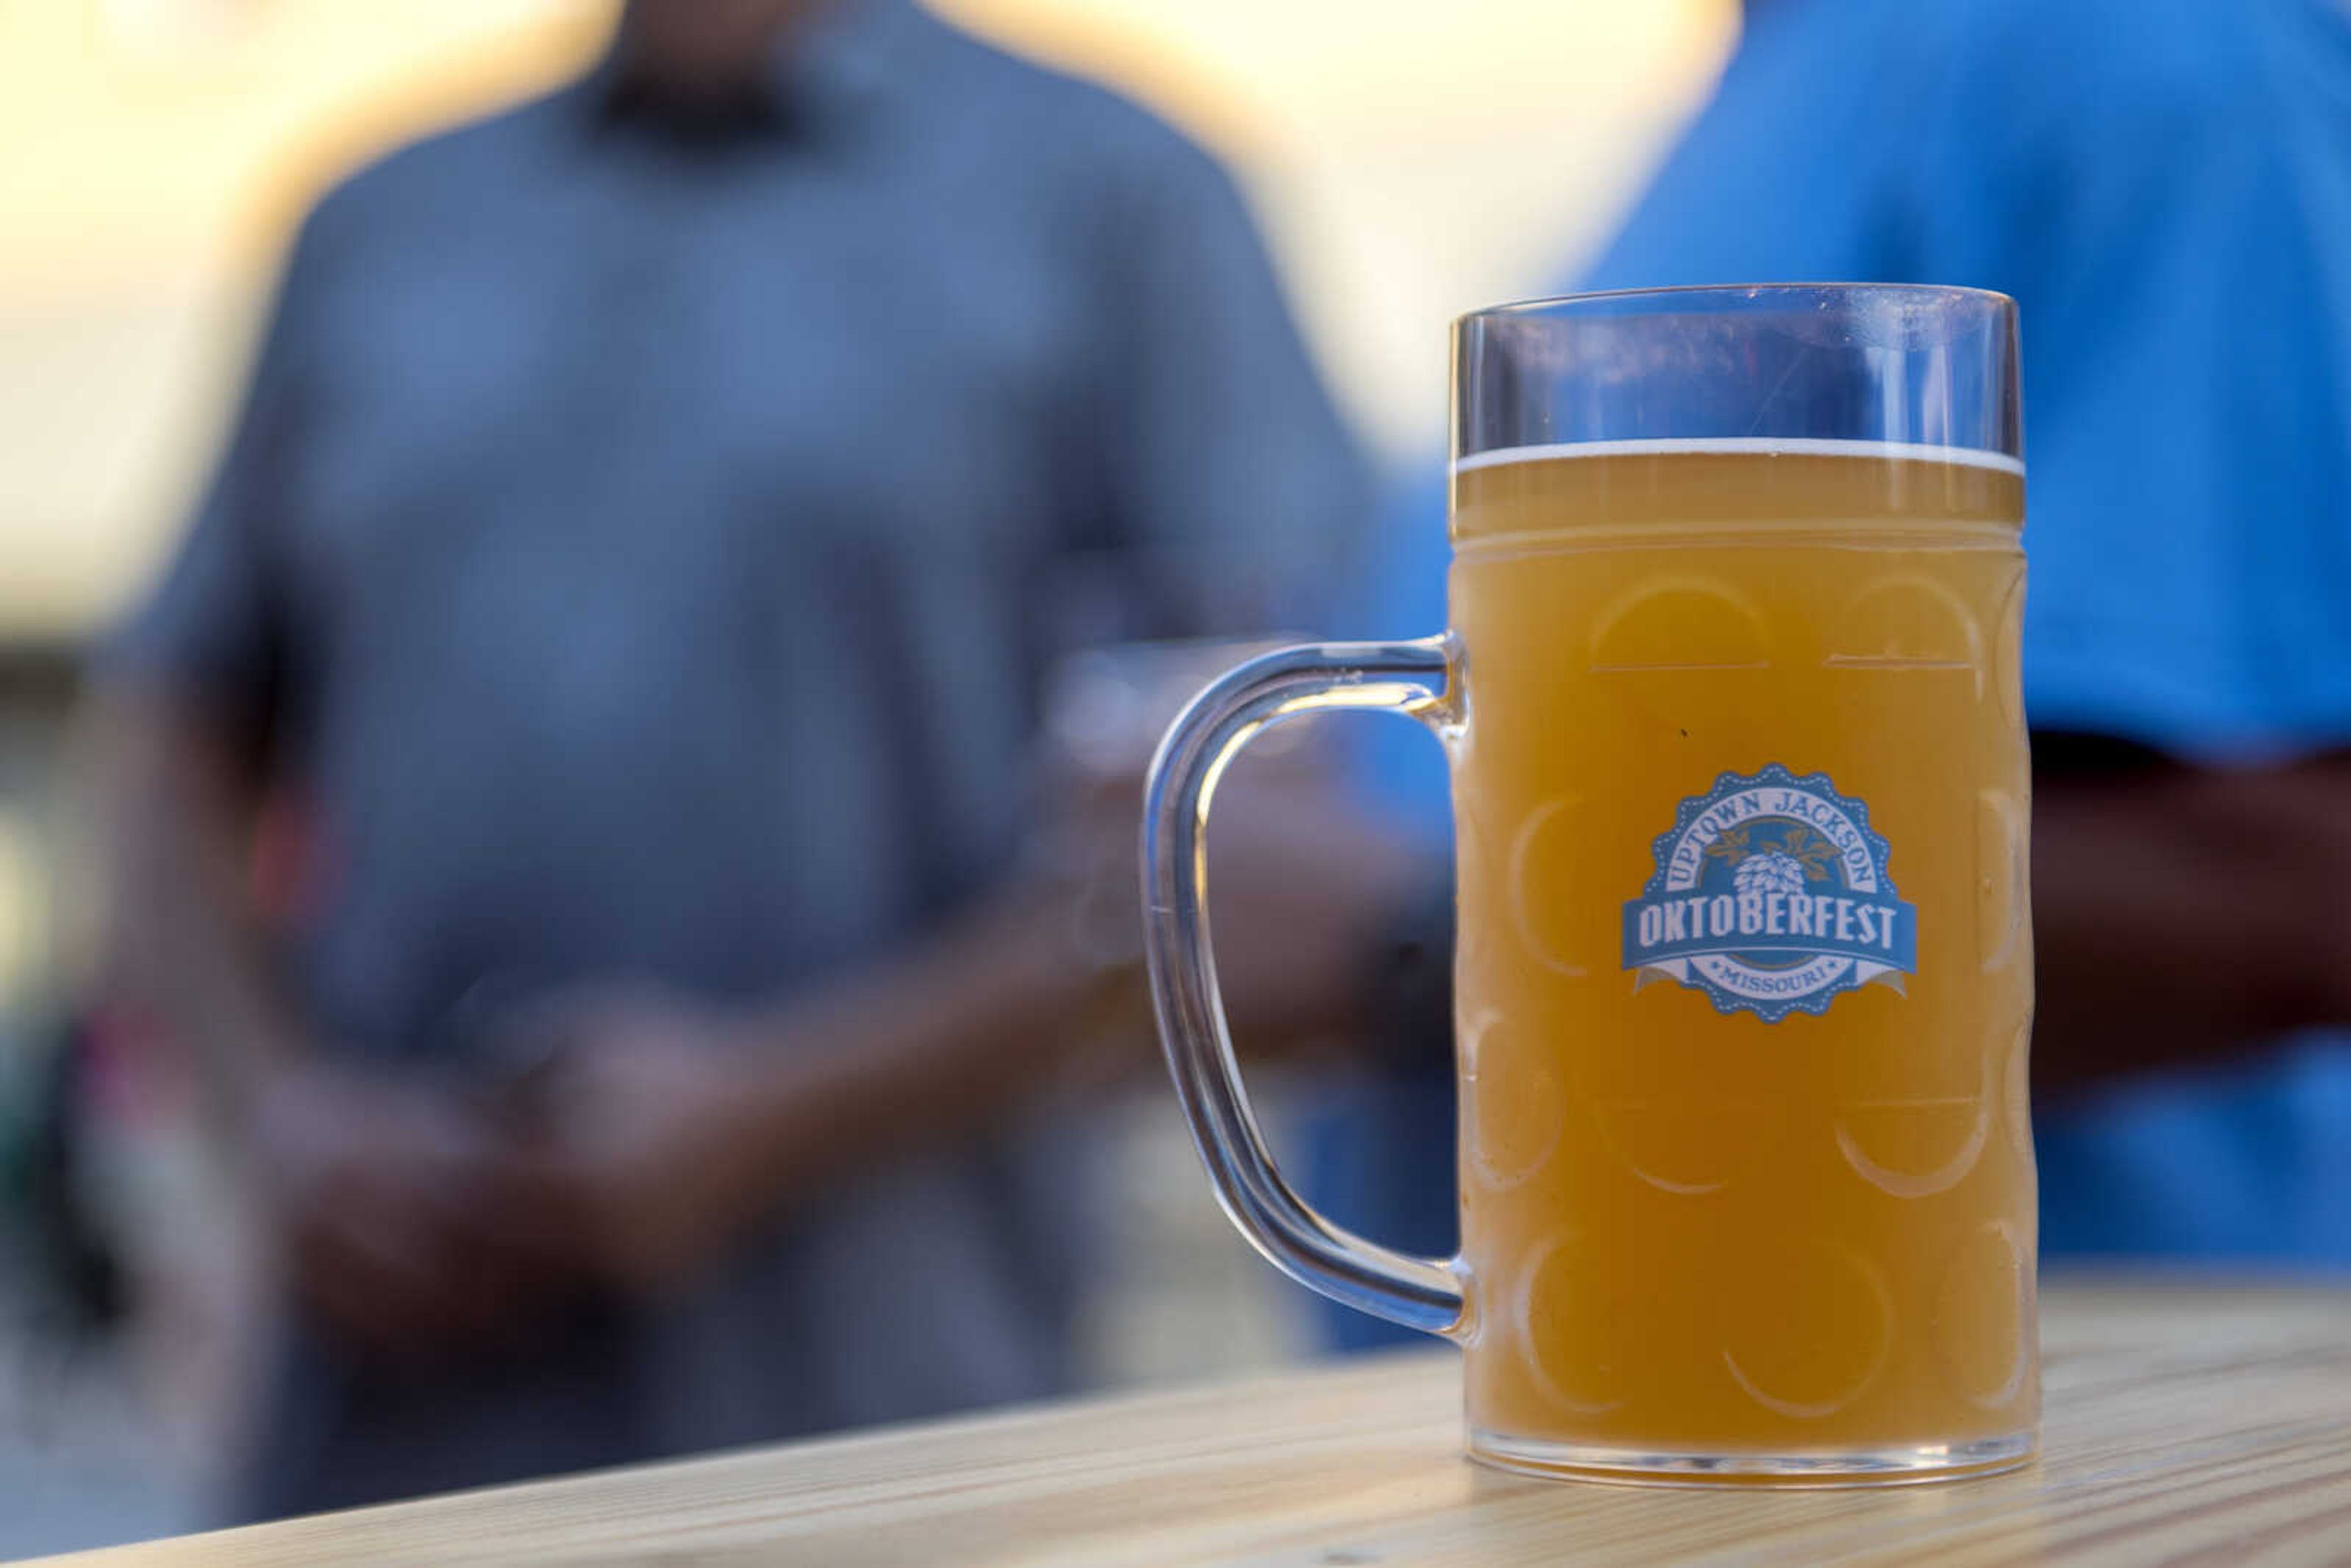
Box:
91 0 1385 1521
1319 0 2351 1301
1585 0 2351 1262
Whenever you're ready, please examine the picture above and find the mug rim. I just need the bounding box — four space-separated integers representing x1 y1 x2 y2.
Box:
1455 281 2017 332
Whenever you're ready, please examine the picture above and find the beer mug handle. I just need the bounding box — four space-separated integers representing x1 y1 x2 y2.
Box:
1141 636 1466 1338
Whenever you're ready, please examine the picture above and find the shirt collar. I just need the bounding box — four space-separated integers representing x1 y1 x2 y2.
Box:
577 0 917 141
784 0 917 118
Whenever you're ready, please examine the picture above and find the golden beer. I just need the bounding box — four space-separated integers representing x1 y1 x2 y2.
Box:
1450 443 2035 1466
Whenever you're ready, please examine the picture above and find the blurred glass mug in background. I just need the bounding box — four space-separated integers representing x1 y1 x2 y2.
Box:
1143 285 2036 1484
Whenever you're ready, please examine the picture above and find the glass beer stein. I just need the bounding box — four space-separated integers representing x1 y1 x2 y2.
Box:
1142 285 2036 1484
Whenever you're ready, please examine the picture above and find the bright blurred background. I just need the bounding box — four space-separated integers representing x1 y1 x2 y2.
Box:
0 0 1732 1553
1 0 1734 634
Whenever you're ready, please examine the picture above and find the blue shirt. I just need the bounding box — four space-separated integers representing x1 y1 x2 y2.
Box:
113 0 1368 1514
1572 0 2351 1264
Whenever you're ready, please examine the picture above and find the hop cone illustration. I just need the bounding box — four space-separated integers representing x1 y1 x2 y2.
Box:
1733 850 1809 898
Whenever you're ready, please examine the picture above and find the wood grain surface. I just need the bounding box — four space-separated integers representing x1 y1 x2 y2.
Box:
37 1283 2351 1567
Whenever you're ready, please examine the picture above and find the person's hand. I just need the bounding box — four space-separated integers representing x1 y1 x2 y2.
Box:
497 989 770 1294
247 1062 572 1362
1043 740 1427 1058
1200 760 1425 1049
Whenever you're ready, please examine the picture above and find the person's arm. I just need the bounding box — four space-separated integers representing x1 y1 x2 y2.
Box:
92 687 310 1116
92 206 321 1127
93 208 565 1357
91 189 331 1125
94 685 570 1357
2030 738 2351 1100
515 751 1427 1292
1971 15 2351 1099
504 882 1117 1289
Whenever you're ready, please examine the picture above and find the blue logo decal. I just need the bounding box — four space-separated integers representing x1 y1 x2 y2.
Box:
1621 765 1916 1022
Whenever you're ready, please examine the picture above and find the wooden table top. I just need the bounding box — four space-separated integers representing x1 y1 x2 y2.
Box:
42 1283 2351 1567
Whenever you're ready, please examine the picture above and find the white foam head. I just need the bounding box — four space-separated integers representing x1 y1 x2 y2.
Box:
1453 437 2024 477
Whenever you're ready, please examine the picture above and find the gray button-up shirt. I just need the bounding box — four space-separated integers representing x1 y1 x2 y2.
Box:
114 0 1365 1518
